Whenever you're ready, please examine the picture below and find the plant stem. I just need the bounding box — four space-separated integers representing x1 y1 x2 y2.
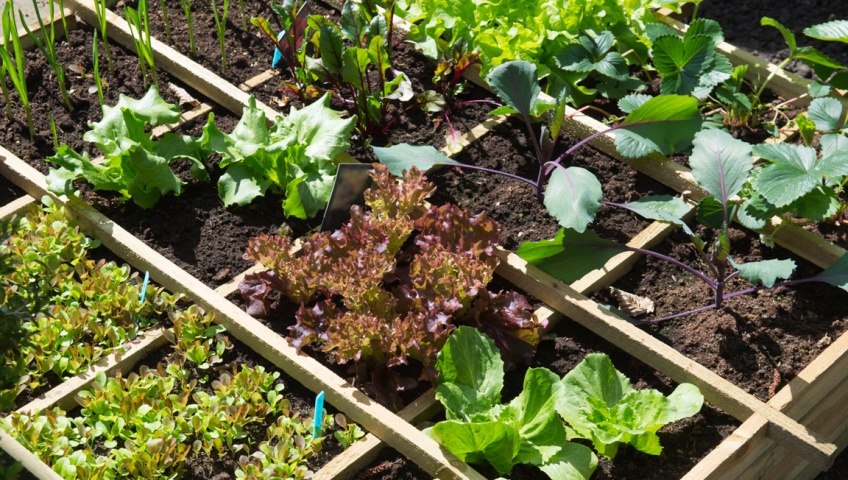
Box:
22 0 73 110
92 31 104 106
93 0 115 75
158 0 172 41
239 0 247 30
211 0 230 72
180 0 196 54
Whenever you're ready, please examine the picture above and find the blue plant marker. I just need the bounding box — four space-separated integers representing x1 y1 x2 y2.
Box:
272 29 286 68
139 271 150 303
313 391 325 437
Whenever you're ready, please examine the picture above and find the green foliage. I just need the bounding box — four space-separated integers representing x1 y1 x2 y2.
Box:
403 0 661 79
211 0 230 71
240 165 542 409
558 354 704 459
0 2 34 137
333 413 365 449
200 93 355 218
179 0 196 53
255 0 410 138
21 0 73 110
647 18 732 97
46 86 208 209
2 306 360 478
0 203 177 408
614 94 702 158
427 327 598 479
125 0 158 89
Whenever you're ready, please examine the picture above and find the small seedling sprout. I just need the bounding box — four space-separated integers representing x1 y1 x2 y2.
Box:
179 0 196 54
158 0 172 41
0 2 35 137
92 0 114 75
211 0 230 72
21 0 73 110
125 0 158 89
92 31 104 105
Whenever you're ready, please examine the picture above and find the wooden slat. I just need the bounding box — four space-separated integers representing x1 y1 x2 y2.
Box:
314 389 442 480
0 195 35 220
64 0 281 121
0 147 484 480
16 328 167 414
492 246 836 470
0 430 63 480
683 327 848 478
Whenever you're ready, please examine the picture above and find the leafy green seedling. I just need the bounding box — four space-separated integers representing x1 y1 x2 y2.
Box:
518 128 848 322
375 60 702 232
200 93 354 218
46 86 208 209
427 326 598 479
333 413 365 449
256 0 411 138
559 354 703 459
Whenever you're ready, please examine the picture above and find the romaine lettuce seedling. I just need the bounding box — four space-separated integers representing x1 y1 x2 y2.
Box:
427 326 598 480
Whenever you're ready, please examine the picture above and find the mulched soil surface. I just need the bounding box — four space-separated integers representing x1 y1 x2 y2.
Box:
0 175 25 206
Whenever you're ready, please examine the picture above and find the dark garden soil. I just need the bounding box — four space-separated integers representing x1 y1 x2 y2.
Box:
593 224 848 403
0 175 25 206
426 115 678 250
0 23 196 175
116 0 282 87
697 0 848 79
78 108 318 288
0 450 37 480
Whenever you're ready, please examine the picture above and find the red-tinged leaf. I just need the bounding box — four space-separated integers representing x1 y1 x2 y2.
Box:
469 291 541 369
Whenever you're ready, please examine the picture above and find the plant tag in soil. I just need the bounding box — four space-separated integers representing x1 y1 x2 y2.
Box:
321 163 373 232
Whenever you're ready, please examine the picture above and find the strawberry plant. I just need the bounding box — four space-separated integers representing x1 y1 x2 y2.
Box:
240 164 543 409
46 86 209 209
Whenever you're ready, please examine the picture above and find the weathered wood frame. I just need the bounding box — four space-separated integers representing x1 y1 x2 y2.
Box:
1 0 847 478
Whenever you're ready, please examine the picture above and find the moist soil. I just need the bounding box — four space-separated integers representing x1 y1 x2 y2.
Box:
697 0 848 79
0 23 196 175
0 175 24 206
3 0 848 478
350 312 739 480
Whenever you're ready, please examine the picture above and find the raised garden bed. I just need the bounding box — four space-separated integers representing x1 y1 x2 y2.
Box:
2 0 848 478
